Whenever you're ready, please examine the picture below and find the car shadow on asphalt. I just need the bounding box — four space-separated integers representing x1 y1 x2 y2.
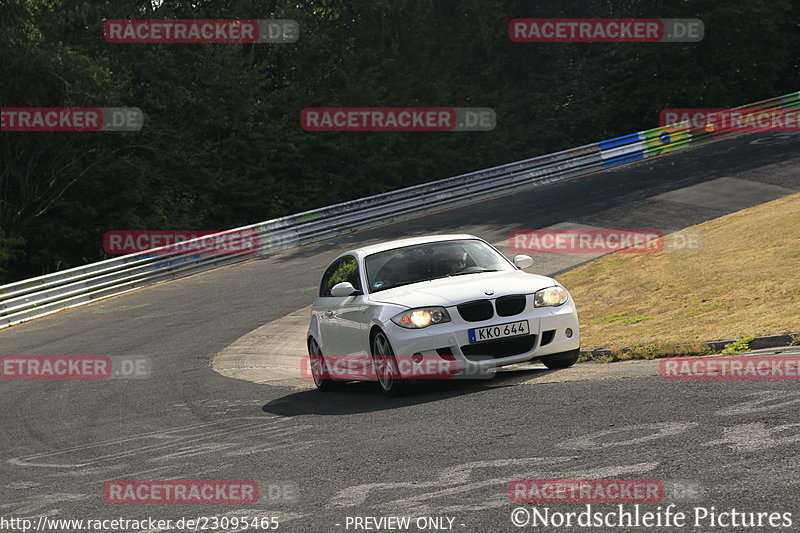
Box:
261 366 558 416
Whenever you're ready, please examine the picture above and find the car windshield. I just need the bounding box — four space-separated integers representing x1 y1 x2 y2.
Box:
364 239 514 293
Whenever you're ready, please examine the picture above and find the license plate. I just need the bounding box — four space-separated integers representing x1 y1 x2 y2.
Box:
468 320 529 343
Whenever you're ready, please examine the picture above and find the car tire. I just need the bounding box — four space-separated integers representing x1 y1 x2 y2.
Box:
540 348 580 369
308 337 342 391
371 330 409 397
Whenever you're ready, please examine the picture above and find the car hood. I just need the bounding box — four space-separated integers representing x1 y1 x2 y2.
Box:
367 270 557 308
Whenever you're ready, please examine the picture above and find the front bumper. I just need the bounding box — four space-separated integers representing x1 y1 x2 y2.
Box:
385 299 580 378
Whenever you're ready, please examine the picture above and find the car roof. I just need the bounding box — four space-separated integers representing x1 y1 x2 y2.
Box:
341 234 483 258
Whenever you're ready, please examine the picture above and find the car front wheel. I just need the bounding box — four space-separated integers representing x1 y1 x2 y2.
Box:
308 337 341 391
540 348 580 369
371 331 409 397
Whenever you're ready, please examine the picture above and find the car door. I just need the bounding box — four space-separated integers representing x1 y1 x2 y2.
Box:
317 256 369 358
316 257 345 356
332 256 369 357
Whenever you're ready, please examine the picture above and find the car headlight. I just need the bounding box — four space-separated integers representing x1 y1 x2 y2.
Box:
391 307 451 329
534 286 568 307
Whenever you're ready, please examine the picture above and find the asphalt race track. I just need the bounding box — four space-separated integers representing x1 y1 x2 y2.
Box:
1 132 799 532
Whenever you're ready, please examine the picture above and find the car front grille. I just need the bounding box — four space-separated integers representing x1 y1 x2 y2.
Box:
495 294 526 317
461 334 537 359
456 300 494 322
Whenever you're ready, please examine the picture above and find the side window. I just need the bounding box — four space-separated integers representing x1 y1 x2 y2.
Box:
319 256 361 297
319 259 341 297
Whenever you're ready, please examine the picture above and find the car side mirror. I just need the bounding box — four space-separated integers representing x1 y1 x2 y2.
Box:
513 254 534 269
330 281 360 297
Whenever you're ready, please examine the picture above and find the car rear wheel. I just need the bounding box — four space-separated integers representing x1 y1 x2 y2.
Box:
371 331 409 397
540 348 580 369
308 338 341 391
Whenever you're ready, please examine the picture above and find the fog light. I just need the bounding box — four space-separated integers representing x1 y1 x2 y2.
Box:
412 353 423 363
565 328 573 338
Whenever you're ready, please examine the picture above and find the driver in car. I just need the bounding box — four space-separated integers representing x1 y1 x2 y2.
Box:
441 250 468 275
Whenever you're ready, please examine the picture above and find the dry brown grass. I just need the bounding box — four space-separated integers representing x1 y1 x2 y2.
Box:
557 192 800 351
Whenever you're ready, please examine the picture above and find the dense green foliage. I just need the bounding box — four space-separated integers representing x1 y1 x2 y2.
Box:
1 0 798 282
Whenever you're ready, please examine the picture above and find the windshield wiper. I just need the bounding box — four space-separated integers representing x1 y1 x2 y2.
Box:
373 270 500 291
450 269 501 276
379 275 450 290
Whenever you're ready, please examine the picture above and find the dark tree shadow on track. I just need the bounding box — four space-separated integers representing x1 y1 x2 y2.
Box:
265 133 794 266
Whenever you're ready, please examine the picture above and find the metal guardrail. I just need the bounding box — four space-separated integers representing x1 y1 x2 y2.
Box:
1 91 798 329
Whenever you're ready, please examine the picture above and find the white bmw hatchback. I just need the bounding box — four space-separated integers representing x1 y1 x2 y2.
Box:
306 234 580 395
